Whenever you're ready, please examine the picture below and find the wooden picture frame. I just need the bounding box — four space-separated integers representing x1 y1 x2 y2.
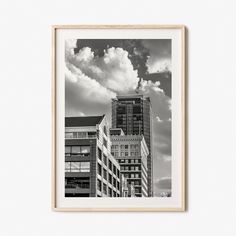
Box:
52 25 186 212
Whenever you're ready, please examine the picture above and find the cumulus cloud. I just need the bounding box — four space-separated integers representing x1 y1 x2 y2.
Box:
142 39 171 73
67 45 139 94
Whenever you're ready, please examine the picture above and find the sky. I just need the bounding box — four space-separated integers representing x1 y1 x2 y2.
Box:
65 39 172 196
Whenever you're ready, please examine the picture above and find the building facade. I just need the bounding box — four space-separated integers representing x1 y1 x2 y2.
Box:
111 94 153 196
65 115 121 197
110 130 149 197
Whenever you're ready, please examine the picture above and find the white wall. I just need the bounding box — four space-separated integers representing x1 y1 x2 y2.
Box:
0 0 236 235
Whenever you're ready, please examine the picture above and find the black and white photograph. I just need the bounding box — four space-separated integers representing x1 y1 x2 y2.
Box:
65 38 172 198
53 25 185 211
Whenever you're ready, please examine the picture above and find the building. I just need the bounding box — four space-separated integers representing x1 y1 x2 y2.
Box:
110 130 149 197
111 94 153 196
65 115 121 197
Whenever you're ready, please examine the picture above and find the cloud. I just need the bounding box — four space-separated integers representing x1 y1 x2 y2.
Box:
142 39 171 73
67 46 139 94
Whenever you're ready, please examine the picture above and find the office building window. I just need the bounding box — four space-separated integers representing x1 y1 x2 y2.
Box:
97 163 102 176
120 145 125 149
103 126 107 136
97 179 102 191
98 148 102 160
103 155 107 166
135 173 140 178
103 183 107 195
70 146 90 155
135 166 140 171
120 159 125 163
65 132 73 139
125 159 129 163
109 173 112 184
125 145 129 149
121 152 125 157
65 162 90 172
117 170 120 178
108 159 112 170
113 166 117 175
65 146 71 156
117 182 120 191
103 168 107 180
125 152 129 156
103 138 107 148
113 191 116 197
113 177 116 188
108 187 112 197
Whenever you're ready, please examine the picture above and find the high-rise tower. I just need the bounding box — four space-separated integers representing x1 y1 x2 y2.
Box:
111 94 153 197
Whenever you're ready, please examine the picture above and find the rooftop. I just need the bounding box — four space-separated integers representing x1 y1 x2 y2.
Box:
65 115 105 127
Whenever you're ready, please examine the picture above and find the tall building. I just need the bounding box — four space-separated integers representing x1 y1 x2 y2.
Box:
110 129 149 197
111 94 153 196
65 115 121 197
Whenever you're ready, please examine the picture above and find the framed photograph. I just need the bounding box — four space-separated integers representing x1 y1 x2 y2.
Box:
52 25 186 211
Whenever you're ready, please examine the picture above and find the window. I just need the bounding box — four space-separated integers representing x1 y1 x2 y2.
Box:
65 146 71 156
113 177 116 188
125 152 129 156
103 183 107 194
66 177 90 189
77 132 87 138
120 159 125 163
120 145 125 149
113 166 117 175
111 152 114 156
109 173 112 184
117 170 120 178
125 145 129 149
130 159 135 163
103 168 107 180
81 146 90 153
65 162 70 172
88 131 96 138
109 160 112 170
103 126 107 136
130 173 135 178
103 155 107 166
135 173 140 178
65 132 73 139
135 159 140 163
130 144 135 149
71 146 90 155
97 163 102 176
117 182 120 191
125 159 129 163
65 162 90 172
113 191 116 197
130 152 135 156
135 166 140 171
121 152 125 157
114 152 118 157
97 179 102 191
98 148 102 160
103 138 107 148
71 146 81 154
108 187 112 197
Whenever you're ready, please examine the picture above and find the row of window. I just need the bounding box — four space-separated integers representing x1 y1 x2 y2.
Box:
65 177 90 189
120 166 140 171
111 144 139 150
119 159 141 164
65 145 90 156
65 132 97 139
97 163 120 186
111 151 139 157
65 162 90 173
98 148 120 177
123 173 141 179
97 179 120 197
